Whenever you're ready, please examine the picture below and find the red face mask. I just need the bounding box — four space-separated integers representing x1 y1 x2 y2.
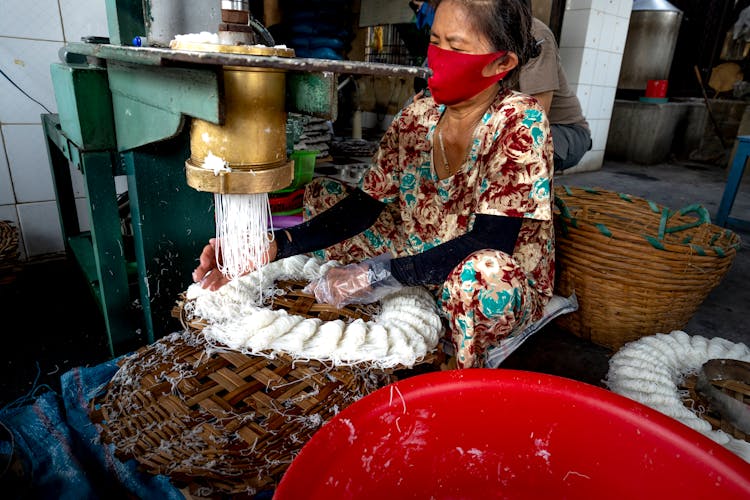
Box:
427 45 509 105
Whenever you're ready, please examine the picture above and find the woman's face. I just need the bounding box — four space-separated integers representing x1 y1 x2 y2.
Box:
429 0 495 54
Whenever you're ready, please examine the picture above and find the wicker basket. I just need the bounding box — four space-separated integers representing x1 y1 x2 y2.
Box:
0 220 20 284
90 279 439 497
553 185 741 351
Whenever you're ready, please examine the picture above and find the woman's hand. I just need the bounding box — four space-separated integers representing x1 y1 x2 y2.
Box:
192 238 230 291
192 237 278 291
304 263 371 308
304 254 402 308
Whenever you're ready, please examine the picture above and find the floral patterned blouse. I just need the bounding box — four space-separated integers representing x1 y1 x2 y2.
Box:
359 88 555 298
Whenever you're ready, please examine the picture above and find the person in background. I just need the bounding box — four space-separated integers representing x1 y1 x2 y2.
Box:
518 13 592 172
193 0 554 369
409 0 436 30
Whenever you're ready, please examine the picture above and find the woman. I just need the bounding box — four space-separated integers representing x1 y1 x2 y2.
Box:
193 0 553 369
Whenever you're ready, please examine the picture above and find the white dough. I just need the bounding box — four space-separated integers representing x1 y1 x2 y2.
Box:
185 256 443 368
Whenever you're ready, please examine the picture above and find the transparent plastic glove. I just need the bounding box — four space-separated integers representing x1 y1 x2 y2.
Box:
303 253 403 308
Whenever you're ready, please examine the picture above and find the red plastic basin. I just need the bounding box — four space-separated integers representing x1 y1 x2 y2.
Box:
274 369 750 499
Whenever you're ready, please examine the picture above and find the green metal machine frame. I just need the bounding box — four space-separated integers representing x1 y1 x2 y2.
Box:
45 8 430 356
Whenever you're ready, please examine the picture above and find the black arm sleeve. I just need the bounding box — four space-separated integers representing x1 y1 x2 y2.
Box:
390 214 523 286
273 188 386 259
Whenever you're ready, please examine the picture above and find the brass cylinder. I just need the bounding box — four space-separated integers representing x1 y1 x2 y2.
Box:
190 65 287 168
173 41 296 193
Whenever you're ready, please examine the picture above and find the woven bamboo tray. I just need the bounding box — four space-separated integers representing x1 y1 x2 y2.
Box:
0 220 20 285
91 279 440 497
553 185 741 350
680 372 749 442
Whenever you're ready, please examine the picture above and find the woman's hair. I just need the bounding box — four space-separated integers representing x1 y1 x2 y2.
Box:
431 0 540 85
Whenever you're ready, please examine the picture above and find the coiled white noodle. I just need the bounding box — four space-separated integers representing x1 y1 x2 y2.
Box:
606 331 750 462
185 256 444 369
214 192 274 281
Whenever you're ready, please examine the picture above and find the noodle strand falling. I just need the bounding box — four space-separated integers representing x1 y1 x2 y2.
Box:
214 192 275 281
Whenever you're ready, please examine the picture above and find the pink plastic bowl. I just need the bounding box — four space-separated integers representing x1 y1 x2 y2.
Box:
274 369 750 499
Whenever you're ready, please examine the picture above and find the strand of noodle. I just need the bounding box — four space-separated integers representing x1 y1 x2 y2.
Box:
214 192 275 303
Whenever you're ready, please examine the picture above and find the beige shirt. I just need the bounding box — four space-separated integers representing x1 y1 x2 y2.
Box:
518 18 589 131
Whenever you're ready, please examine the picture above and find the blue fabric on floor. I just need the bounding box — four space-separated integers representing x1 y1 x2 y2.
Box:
0 359 184 499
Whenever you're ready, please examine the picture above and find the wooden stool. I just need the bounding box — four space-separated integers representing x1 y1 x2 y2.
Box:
716 135 750 231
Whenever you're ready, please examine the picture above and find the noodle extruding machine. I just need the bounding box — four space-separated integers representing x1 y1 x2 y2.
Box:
45 0 429 354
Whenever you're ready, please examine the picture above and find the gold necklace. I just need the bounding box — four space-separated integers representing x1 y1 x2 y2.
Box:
436 116 481 175
437 130 453 175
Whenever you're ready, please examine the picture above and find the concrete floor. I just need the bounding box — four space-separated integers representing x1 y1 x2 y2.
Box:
0 158 748 405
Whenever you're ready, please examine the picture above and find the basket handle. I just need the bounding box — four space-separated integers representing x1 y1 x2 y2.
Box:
553 194 573 219
555 187 714 246
656 203 712 239
554 186 739 255
644 203 716 251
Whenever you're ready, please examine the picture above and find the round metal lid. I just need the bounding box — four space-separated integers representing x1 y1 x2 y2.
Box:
170 39 295 58
633 0 682 12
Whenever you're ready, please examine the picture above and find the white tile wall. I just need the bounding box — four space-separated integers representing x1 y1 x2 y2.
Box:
611 15 630 53
561 47 595 86
587 85 618 120
69 160 85 198
0 0 64 41
592 0 619 14
0 131 14 205
584 10 604 48
559 0 633 172
565 149 605 174
4 124 56 203
608 51 625 82
558 47 582 81
617 0 634 18
114 175 128 194
601 86 617 117
609 51 626 83
0 204 18 225
573 83 592 111
0 0 108 260
592 49 612 86
16 200 63 256
587 85 606 119
567 0 594 10
71 160 90 232
75 196 90 232
589 118 611 150
599 13 618 52
560 10 590 48
0 38 61 124
59 0 109 43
